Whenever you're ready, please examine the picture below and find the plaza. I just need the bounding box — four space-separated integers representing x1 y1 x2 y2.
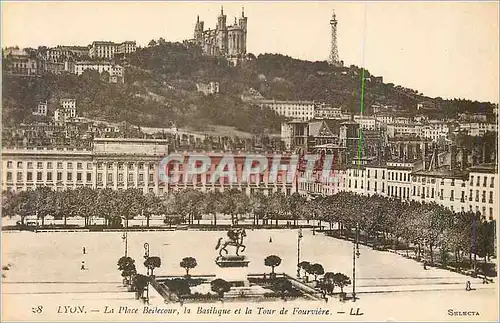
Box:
1 228 497 321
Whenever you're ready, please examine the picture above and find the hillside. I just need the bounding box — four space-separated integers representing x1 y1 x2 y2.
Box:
2 41 496 133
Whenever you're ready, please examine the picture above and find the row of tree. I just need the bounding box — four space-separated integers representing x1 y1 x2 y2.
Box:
3 187 495 269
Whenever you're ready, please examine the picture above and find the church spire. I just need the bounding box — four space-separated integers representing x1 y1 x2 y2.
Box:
242 6 245 17
220 5 224 15
197 15 199 23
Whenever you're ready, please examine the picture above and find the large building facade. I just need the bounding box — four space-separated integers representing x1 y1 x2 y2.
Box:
192 7 247 65
2 140 298 197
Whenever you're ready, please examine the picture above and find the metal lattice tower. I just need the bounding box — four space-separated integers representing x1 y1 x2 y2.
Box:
329 10 339 66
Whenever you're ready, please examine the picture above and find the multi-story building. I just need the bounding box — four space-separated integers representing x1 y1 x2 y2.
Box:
3 47 38 76
166 152 297 196
457 122 497 137
54 99 77 123
386 123 422 138
298 151 498 220
2 143 300 197
192 7 247 65
32 101 48 116
253 100 317 121
353 116 379 130
313 106 347 120
1 138 169 195
421 122 450 141
68 61 124 83
88 41 136 59
196 82 220 95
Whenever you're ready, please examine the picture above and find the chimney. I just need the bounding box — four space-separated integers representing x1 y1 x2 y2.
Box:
434 145 439 169
422 143 427 170
449 144 457 171
461 148 468 170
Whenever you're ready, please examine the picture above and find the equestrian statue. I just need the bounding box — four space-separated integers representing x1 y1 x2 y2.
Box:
215 228 247 257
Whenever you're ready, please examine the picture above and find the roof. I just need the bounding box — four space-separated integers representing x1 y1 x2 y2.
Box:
308 121 334 137
412 166 469 179
468 163 498 174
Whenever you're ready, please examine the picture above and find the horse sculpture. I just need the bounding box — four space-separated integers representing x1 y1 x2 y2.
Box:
215 228 247 257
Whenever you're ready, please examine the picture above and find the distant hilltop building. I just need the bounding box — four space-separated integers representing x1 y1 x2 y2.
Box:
191 6 248 66
196 81 220 95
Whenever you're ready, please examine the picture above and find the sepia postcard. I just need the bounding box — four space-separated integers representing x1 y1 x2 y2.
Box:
1 1 499 322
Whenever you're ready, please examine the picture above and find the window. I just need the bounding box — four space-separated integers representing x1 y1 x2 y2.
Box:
483 176 487 187
47 172 52 181
118 173 123 182
476 177 480 186
367 181 370 191
107 173 113 182
86 173 91 182
128 173 134 182
354 180 357 189
37 162 43 169
470 175 474 185
139 174 144 182
17 172 22 181
476 190 479 202
6 172 12 181
489 191 493 203
149 164 154 170
149 174 154 182
491 177 495 188
77 163 82 170
139 163 144 170
57 172 62 181
97 173 103 182
367 170 370 178
27 172 33 181
482 191 486 203
382 171 385 179
87 163 92 170
382 182 385 193
375 170 378 179
47 162 53 169
98 163 103 170
440 189 444 199
67 162 73 170
17 161 22 168
469 189 473 201
6 161 12 169
27 162 33 169
57 162 63 169
450 190 454 201
67 173 72 181
128 163 134 170
37 172 42 181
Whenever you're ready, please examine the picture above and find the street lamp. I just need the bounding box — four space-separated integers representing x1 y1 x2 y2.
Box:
352 222 360 302
297 228 303 278
122 216 129 257
143 242 150 304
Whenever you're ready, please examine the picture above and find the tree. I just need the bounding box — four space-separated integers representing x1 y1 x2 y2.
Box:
309 263 325 281
118 256 136 285
179 257 197 277
143 256 161 276
210 278 231 300
132 274 150 299
264 255 282 276
298 261 310 278
333 273 351 294
322 272 336 295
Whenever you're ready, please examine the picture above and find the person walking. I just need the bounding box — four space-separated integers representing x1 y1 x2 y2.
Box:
81 261 85 270
465 280 472 291
82 247 86 255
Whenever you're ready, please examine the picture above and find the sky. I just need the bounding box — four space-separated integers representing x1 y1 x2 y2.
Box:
2 1 499 103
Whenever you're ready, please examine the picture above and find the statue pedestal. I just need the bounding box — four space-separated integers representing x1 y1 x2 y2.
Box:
214 255 250 287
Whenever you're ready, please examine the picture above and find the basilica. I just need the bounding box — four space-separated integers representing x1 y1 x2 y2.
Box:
191 6 248 65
